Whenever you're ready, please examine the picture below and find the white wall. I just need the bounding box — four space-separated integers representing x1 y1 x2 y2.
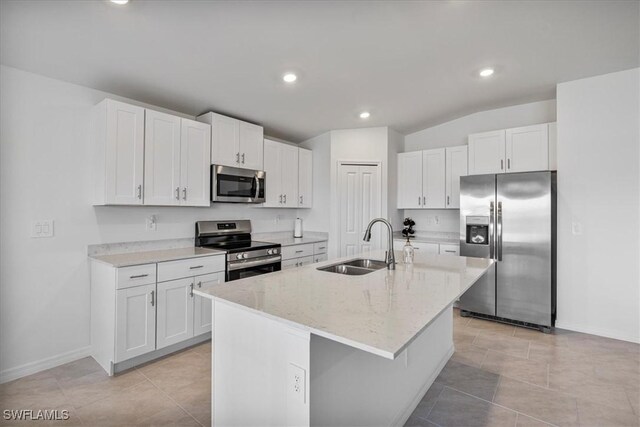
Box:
0 65 298 380
299 132 331 233
386 128 404 230
556 68 639 343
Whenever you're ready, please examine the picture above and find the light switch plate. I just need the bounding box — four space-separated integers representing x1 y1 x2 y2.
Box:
31 220 54 238
572 221 583 235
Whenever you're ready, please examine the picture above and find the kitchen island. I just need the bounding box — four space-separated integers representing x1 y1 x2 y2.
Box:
194 250 493 427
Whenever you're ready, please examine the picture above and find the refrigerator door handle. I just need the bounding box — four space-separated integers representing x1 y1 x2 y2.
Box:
497 201 503 261
489 201 495 260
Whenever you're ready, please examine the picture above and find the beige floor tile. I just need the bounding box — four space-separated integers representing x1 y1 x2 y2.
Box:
577 398 640 427
0 405 84 426
44 358 104 384
627 387 640 417
409 382 444 420
137 350 210 395
190 340 212 357
481 350 549 387
454 325 480 346
435 360 500 401
56 368 147 408
473 331 530 359
165 377 211 426
452 343 488 368
528 341 592 365
138 405 201 426
467 318 517 336
515 413 553 426
0 371 70 410
404 413 438 426
428 387 517 427
494 377 579 426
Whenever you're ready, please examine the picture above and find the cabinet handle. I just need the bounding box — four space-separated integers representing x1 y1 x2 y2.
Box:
318 246 326 250
137 185 142 200
445 250 456 253
418 196 421 206
283 194 287 204
295 250 304 253
150 290 155 307
190 283 194 297
129 274 149 279
175 187 180 200
241 153 245 164
182 187 187 200
501 159 504 170
447 195 450 206
197 281 202 288
300 195 303 205
236 152 240 163
189 265 204 270
279 194 283 204
507 158 511 170
423 196 426 205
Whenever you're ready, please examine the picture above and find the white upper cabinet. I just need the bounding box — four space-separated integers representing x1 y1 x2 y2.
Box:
445 145 468 209
262 139 301 208
422 148 446 208
281 144 299 207
180 119 211 207
144 110 182 206
298 147 313 208
548 122 557 171
197 112 264 170
94 99 145 205
468 129 506 175
397 151 423 209
505 124 549 173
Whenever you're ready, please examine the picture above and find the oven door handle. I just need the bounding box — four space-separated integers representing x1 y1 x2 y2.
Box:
228 256 281 271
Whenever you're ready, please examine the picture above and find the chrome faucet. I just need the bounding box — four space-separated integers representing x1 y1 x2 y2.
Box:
363 218 396 270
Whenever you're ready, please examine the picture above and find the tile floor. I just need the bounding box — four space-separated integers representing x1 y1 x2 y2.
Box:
1 309 638 426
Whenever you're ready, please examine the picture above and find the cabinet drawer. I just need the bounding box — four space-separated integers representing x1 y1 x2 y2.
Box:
157 255 225 283
439 244 460 256
313 253 328 264
313 241 328 255
413 242 439 254
116 264 157 289
282 244 314 260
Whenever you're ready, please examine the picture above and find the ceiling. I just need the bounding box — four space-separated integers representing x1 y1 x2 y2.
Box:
1 1 638 141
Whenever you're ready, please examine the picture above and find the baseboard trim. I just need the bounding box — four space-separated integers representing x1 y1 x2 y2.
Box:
555 321 640 344
393 344 454 427
0 345 92 384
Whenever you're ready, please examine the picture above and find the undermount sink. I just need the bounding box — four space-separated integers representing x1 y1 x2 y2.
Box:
317 258 388 276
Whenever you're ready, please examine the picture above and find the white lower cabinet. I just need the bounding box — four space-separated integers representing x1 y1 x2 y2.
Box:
115 283 156 363
156 278 194 350
281 241 328 270
314 253 328 263
393 240 459 256
193 272 223 335
439 244 460 256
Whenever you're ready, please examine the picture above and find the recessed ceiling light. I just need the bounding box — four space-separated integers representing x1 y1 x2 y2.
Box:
110 0 129 4
359 111 371 119
283 73 297 83
479 68 495 77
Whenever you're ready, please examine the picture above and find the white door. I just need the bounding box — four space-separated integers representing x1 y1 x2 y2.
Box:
445 145 468 209
144 110 181 206
263 139 282 207
280 144 299 208
193 272 224 336
505 124 549 173
211 114 239 167
180 119 211 207
238 122 264 170
338 164 381 257
115 284 156 362
468 130 506 175
422 148 446 208
298 148 313 208
104 100 145 205
397 151 423 209
156 278 194 349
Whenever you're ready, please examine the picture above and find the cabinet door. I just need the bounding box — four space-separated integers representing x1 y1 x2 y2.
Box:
281 258 299 270
422 148 446 208
445 145 468 209
505 124 549 173
280 143 299 208
298 148 313 208
144 110 182 206
211 114 240 168
156 278 194 349
397 151 423 209
412 242 439 254
439 244 460 256
180 119 211 207
193 272 224 336
548 122 557 171
297 256 314 267
238 122 264 170
115 284 156 362
468 130 506 175
313 254 328 264
104 100 145 205
263 139 282 207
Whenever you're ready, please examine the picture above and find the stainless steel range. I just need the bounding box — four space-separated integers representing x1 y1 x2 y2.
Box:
195 220 281 282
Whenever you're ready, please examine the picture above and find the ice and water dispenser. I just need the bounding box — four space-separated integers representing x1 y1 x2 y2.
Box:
465 216 489 245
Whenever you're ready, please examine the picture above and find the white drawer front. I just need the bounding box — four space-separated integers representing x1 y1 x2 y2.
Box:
282 244 314 261
313 241 328 255
157 255 225 283
313 253 328 263
439 244 460 256
412 242 439 254
116 264 157 289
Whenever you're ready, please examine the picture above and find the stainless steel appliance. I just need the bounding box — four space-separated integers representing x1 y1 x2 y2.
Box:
195 220 281 281
459 171 556 332
211 165 265 203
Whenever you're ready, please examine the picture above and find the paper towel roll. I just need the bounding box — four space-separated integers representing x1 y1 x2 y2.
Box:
294 218 303 238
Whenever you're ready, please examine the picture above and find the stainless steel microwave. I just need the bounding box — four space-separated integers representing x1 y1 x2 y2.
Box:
211 165 265 203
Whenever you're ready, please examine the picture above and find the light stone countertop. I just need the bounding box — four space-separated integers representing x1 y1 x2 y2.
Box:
89 247 225 268
259 235 328 246
393 232 459 245
194 250 493 360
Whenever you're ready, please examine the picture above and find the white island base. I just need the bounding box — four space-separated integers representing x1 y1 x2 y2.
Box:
212 300 453 427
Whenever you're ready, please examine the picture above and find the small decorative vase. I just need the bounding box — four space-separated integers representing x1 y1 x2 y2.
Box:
403 239 414 264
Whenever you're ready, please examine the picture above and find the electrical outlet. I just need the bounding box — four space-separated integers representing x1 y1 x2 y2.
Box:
146 215 157 231
288 363 306 403
31 220 54 238
572 221 583 235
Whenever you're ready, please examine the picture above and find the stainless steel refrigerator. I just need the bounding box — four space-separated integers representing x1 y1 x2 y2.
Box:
459 171 556 331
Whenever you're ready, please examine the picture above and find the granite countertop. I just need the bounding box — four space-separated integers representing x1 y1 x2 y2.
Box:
90 247 225 268
194 250 493 360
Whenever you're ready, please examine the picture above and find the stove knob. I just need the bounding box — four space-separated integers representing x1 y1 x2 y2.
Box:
237 252 247 260
267 249 273 255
